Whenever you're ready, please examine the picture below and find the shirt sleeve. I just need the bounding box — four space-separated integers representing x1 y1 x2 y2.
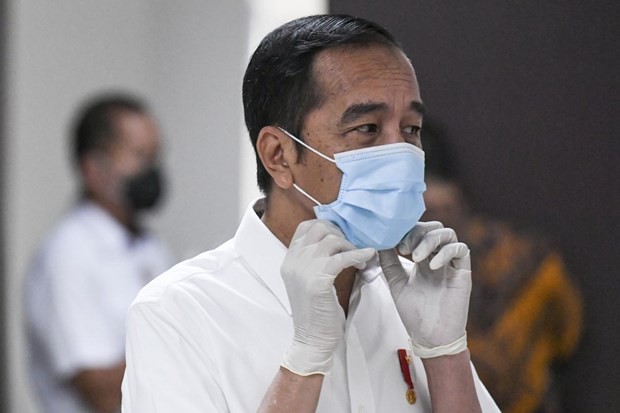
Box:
32 241 124 378
122 300 228 412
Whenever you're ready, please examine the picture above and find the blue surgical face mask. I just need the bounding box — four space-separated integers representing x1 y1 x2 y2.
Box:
280 128 426 250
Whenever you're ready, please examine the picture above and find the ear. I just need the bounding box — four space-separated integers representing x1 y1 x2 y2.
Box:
79 152 106 193
256 126 296 190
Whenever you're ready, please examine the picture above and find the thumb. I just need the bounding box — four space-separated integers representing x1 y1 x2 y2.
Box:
429 242 470 270
325 247 376 274
378 249 408 290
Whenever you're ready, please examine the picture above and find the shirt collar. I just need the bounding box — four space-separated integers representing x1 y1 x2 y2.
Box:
232 199 384 315
357 255 382 284
77 200 147 249
233 198 291 314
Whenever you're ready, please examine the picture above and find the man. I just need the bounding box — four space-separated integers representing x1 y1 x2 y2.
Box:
122 15 499 412
25 93 172 413
421 119 582 412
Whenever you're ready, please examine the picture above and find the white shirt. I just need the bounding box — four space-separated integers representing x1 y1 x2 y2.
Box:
25 201 172 413
122 201 499 412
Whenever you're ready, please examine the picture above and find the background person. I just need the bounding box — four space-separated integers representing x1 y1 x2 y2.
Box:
24 93 172 413
421 118 583 413
122 15 499 412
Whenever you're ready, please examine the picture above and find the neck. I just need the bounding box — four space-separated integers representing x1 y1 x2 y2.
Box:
260 189 315 247
334 267 357 316
261 189 357 315
84 193 140 235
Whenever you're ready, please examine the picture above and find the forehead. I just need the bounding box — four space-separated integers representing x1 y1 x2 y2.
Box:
113 112 157 142
312 44 421 110
107 111 160 155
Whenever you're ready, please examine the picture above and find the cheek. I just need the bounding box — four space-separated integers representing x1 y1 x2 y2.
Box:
114 150 148 176
104 171 125 198
316 162 343 202
121 159 145 176
102 163 130 197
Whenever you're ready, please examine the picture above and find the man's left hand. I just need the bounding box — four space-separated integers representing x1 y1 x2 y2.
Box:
379 221 471 358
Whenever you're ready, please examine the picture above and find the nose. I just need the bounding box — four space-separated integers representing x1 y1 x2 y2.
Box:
380 126 407 145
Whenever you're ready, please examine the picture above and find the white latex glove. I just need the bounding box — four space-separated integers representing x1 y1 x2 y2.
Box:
281 219 376 375
379 221 472 358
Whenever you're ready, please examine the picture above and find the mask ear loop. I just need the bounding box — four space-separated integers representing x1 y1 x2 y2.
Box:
278 127 336 164
292 183 321 206
278 127 336 207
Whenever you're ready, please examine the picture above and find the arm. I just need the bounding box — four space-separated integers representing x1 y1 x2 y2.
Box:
72 363 125 413
258 368 324 413
258 220 375 412
34 245 129 413
422 351 481 413
122 302 228 412
380 221 484 412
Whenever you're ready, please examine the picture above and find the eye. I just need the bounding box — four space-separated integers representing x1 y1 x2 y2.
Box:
355 124 379 133
402 125 422 148
402 125 421 137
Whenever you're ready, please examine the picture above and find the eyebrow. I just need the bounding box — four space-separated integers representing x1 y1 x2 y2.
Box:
410 101 426 115
339 100 426 125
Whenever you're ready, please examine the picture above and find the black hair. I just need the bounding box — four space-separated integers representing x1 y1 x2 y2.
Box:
72 93 148 166
242 14 401 194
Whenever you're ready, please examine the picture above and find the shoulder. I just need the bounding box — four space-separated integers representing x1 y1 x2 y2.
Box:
132 239 241 306
126 239 257 350
31 206 101 267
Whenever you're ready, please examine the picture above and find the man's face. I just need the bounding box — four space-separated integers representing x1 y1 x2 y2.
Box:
290 44 424 218
92 111 161 209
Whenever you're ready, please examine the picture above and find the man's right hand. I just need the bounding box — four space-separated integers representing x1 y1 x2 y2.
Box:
280 219 375 376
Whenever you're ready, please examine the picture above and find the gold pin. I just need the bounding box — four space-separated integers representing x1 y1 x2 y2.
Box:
398 349 416 405
406 388 417 405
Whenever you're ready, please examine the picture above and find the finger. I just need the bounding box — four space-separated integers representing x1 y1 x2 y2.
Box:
378 249 405 275
378 249 408 283
320 233 358 257
398 221 444 255
324 248 376 275
352 250 377 270
410 228 458 262
291 219 345 248
358 253 380 270
429 242 470 270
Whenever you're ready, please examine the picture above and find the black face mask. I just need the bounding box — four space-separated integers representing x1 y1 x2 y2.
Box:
123 166 165 211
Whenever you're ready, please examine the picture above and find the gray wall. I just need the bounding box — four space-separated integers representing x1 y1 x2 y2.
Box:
331 1 620 412
3 2 329 412
3 2 250 412
0 0 7 409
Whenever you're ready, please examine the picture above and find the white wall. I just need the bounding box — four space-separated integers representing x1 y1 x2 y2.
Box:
4 1 249 412
4 1 326 412
239 0 329 215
